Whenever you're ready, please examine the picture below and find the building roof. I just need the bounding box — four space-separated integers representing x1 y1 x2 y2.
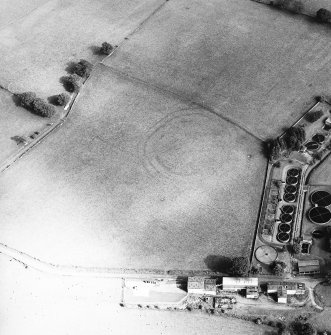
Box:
204 278 217 291
188 277 205 290
268 282 305 290
223 277 258 287
298 260 319 266
298 260 320 273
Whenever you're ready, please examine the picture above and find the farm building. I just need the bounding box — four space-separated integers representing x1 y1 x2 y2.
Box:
325 116 331 130
222 277 258 291
187 277 217 296
277 286 288 304
267 282 305 296
298 260 320 275
246 286 259 299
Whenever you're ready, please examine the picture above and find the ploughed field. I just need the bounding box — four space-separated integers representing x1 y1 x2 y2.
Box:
0 64 266 270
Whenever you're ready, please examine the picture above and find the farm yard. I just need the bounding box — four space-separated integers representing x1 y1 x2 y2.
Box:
0 64 266 270
106 0 331 140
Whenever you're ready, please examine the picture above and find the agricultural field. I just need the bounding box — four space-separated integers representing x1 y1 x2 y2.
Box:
105 0 331 140
0 0 164 98
0 89 52 162
0 64 266 270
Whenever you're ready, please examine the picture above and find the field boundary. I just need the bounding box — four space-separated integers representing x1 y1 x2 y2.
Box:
99 63 264 142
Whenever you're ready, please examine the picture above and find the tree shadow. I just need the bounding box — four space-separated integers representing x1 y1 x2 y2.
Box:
47 95 59 106
261 139 272 159
204 255 231 273
89 45 103 56
176 276 187 292
11 94 21 107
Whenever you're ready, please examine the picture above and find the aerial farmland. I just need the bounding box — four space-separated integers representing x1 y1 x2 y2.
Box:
1 0 331 334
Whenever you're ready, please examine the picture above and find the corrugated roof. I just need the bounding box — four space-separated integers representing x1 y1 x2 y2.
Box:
223 277 258 287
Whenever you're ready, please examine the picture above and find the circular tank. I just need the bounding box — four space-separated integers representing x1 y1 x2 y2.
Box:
281 205 294 215
287 168 300 177
284 193 296 203
280 213 293 223
308 207 331 224
255 245 278 265
310 190 331 207
279 223 291 233
312 133 325 143
277 232 290 243
285 185 297 194
305 142 319 151
286 176 298 185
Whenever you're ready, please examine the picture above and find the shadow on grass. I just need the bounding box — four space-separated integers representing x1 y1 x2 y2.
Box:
47 95 59 106
11 94 21 107
89 45 103 56
176 276 187 292
204 255 231 273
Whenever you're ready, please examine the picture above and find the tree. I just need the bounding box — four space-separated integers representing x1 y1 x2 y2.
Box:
100 42 114 55
31 98 56 117
16 92 55 118
271 261 286 276
289 322 315 335
278 0 303 13
305 110 324 123
63 74 81 93
230 257 250 276
55 93 70 106
283 126 305 152
292 243 301 254
16 92 37 108
316 8 331 23
72 59 93 78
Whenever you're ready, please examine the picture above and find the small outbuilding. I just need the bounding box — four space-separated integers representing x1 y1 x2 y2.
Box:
187 277 217 296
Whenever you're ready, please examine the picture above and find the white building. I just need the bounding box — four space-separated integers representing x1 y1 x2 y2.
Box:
222 277 258 291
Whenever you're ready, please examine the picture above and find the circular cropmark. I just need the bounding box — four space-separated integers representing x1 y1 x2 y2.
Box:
141 109 234 178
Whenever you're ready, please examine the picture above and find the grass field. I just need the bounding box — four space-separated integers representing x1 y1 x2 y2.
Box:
0 89 53 161
0 64 266 270
308 154 331 185
0 0 164 98
105 0 331 140
0 255 274 335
